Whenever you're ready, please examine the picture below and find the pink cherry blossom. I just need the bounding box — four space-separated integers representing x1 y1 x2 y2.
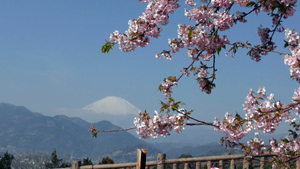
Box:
185 0 196 7
197 68 209 78
161 80 177 97
214 113 250 142
235 0 251 7
134 110 186 139
211 0 233 8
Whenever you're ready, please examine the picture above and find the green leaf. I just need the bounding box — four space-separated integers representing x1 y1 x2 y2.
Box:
257 97 264 100
168 76 177 82
169 97 175 103
246 1 256 7
188 29 193 39
178 101 185 105
217 47 222 55
101 41 114 54
284 43 289 48
158 85 163 91
92 131 98 138
160 107 165 113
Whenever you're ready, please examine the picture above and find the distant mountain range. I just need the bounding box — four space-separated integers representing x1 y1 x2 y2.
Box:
0 102 244 163
0 103 159 162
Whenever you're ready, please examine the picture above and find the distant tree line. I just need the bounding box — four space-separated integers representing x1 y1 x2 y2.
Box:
0 151 14 169
45 149 71 168
2 149 115 169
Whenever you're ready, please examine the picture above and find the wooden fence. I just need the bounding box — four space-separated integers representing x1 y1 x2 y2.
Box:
56 149 300 169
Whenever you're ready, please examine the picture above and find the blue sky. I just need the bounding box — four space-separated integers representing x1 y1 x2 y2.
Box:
0 0 300 143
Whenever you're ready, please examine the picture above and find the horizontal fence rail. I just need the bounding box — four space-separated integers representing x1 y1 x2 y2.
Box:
56 150 300 169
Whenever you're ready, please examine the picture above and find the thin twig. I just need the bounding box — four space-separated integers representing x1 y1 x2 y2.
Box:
95 127 137 132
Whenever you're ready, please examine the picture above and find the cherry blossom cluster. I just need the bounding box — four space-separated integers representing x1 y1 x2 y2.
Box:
292 87 300 116
279 0 297 6
174 24 229 60
161 6 233 62
214 113 250 142
250 48 264 62
213 12 234 31
211 0 233 8
235 0 251 7
257 0 296 17
155 51 174 59
187 48 200 61
244 133 266 157
133 110 186 139
198 79 214 94
214 87 300 167
252 25 276 60
285 28 300 46
184 7 215 27
268 136 300 167
179 66 209 77
160 79 177 97
185 0 196 7
197 68 209 78
210 0 251 8
284 29 300 82
214 87 297 143
202 0 251 8
168 38 184 53
258 26 271 45
234 11 248 23
228 0 296 62
109 0 180 52
243 87 295 133
184 7 234 31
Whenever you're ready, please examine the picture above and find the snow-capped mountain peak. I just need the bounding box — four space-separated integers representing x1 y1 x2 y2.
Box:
82 96 140 115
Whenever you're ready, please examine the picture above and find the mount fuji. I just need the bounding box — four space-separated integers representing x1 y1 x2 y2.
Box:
56 96 141 129
82 96 140 115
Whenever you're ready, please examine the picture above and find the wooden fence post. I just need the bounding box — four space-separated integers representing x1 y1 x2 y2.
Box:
230 159 235 169
219 160 224 169
207 161 212 169
157 153 166 169
196 162 201 169
260 157 265 169
72 161 81 169
173 163 178 169
243 158 250 169
137 149 147 169
296 157 300 169
184 163 189 169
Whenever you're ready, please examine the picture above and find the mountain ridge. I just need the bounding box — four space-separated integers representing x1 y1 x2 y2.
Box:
0 102 159 162
0 102 249 162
